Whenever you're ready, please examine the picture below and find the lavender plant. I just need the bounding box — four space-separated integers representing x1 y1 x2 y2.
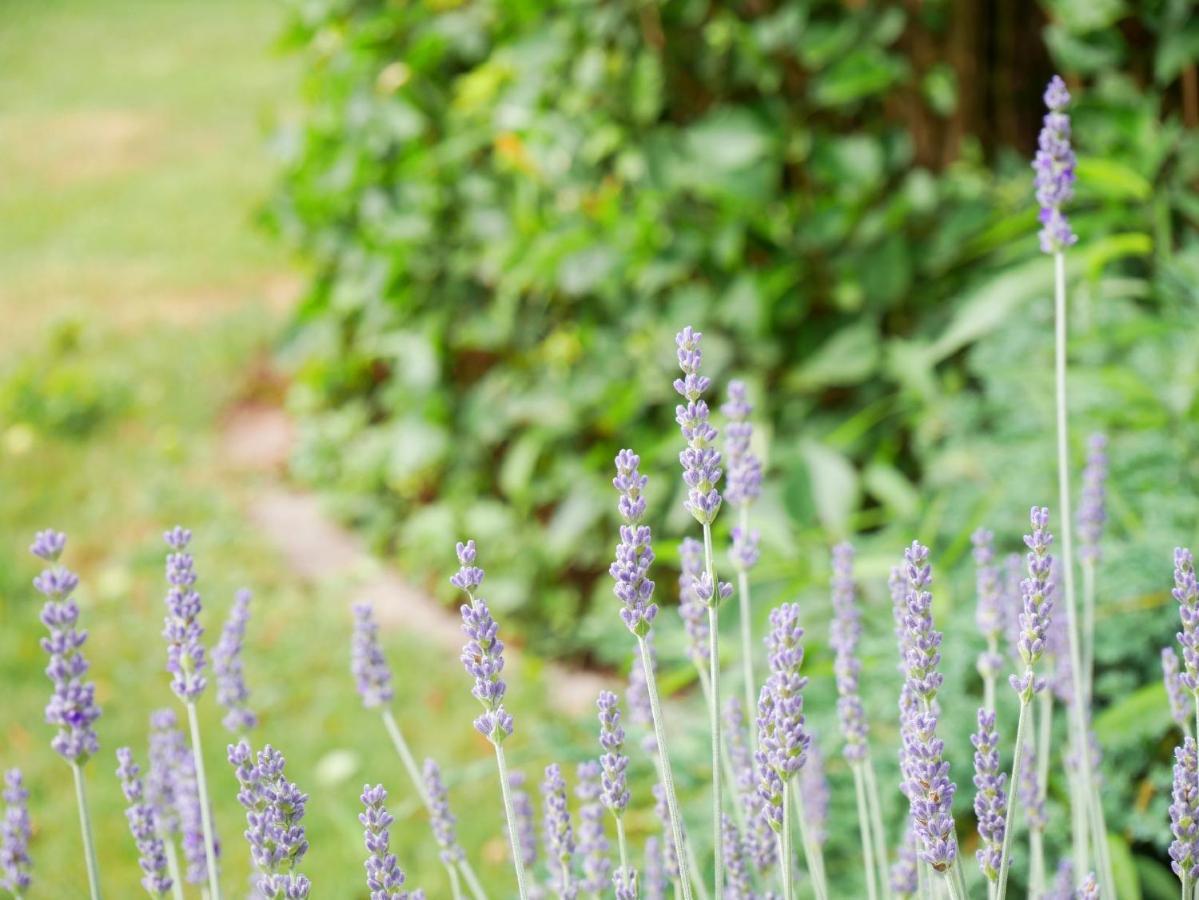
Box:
723 697 774 877
1164 647 1191 735
160 527 221 899
115 748 172 898
1169 737 1199 895
146 709 192 899
970 710 1007 893
508 771 539 881
361 784 425 900
596 690 635 894
1077 433 1108 706
973 530 1005 713
30 529 102 899
227 741 310 898
542 764 576 899
1 769 32 899
213 588 256 734
423 759 466 900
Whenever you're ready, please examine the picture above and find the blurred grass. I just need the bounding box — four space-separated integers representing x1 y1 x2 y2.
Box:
0 0 586 896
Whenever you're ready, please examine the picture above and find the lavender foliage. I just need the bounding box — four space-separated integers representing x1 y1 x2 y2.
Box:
351 603 394 709
30 529 100 764
1034 74 1077 254
673 326 722 526
611 450 659 637
829 542 869 762
596 691 630 815
1 769 32 896
970 708 1007 883
422 759 462 865
452 540 514 743
116 747 173 897
576 761 611 894
228 741 310 899
214 588 256 733
541 763 576 899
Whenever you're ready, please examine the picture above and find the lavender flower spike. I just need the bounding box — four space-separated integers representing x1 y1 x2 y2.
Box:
673 326 723 526
423 759 463 865
352 603 394 709
1 769 32 897
890 825 919 899
162 527 207 703
1170 737 1199 888
1034 75 1077 254
1174 549 1199 703
453 540 513 744
228 741 311 899
724 697 775 873
897 541 959 875
611 450 659 637
541 764 576 899
722 815 752 900
830 542 869 761
361 784 425 900
30 530 100 764
1011 507 1055 703
678 538 710 668
116 748 173 897
971 709 1007 884
1165 647 1191 734
214 588 256 734
596 692 630 816
722 380 761 512
576 761 612 895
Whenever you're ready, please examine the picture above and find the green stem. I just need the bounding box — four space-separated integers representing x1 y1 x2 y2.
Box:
946 864 969 900
780 782 795 900
1054 249 1114 898
1032 689 1052 897
162 837 185 900
71 762 102 900
696 666 746 834
984 635 998 714
616 815 630 873
445 860 465 900
1082 560 1096 710
792 777 829 900
736 505 757 754
702 522 724 900
493 744 531 900
639 636 695 900
458 857 488 900
185 702 222 900
917 860 931 900
1069 761 1088 889
852 763 880 900
995 695 1031 900
863 758 893 900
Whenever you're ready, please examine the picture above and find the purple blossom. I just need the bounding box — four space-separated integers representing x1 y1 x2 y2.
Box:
643 835 667 900
116 747 173 897
722 380 762 512
753 684 786 834
162 527 208 703
30 530 100 764
724 697 775 872
1011 507 1055 701
351 603 394 709
214 588 256 733
613 866 637 900
760 603 811 779
1 769 32 896
972 529 1005 686
1048 859 1075 900
721 815 752 899
1033 75 1077 254
507 771 538 870
1076 873 1099 899
890 823 918 897
360 784 423 900
830 542 869 762
801 741 830 846
678 537 709 667
228 741 310 899
970 709 1007 883
611 451 659 637
596 691 630 815
541 764 576 899
1171 737 1199 882
1164 647 1190 732
576 761 611 894
652 783 681 881
1174 548 1199 697
1019 739 1046 831
452 540 514 743
898 541 958 872
1078 434 1108 563
673 327 723 526
422 759 462 865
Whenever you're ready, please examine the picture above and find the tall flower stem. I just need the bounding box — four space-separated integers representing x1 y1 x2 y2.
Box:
615 816 630 874
445 862 464 900
1054 250 1115 898
493 744 531 900
736 507 757 752
163 839 186 900
70 762 102 900
994 697 1031 900
702 522 725 900
1032 691 1052 896
695 669 746 834
791 780 829 900
639 636 694 900
185 703 221 900
863 759 893 900
779 781 795 900
851 763 879 900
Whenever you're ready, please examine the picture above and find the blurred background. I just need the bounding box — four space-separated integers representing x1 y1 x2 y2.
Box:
2 0 1198 896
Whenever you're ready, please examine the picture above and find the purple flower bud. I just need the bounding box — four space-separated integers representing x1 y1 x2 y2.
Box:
673 327 723 525
730 525 760 572
761 603 811 780
1174 548 1199 697
214 589 256 733
1078 434 1108 564
31 531 100 764
1033 75 1078 254
161 527 208 703
613 865 637 900
422 759 462 865
351 603 394 709
1 769 32 896
576 761 611 894
116 748 173 897
723 697 775 872
507 771 538 870
890 823 919 896
452 541 514 744
228 741 310 898
450 540 484 591
1164 647 1190 732
611 451 660 637
970 709 1007 883
722 814 752 899
1010 508 1055 701
972 529 1005 683
596 691 630 815
830 543 869 761
722 380 762 510
541 764 576 899
1170 737 1199 882
360 783 421 899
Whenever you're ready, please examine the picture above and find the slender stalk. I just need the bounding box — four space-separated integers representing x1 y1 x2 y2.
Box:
185 702 222 900
917 860 931 900
1054 250 1115 898
995 696 1031 900
1182 873 1191 900
792 778 829 900
780 781 795 900
1032 689 1052 897
1082 560 1096 709
852 763 880 900
639 636 695 900
946 863 969 900
696 666 746 834
70 762 102 900
1069 762 1088 886
163 837 186 900
863 759 893 900
702 522 725 900
616 816 630 873
445 860 465 900
984 635 999 714
1030 828 1046 899
736 505 757 754
492 744 531 900
684 832 711 900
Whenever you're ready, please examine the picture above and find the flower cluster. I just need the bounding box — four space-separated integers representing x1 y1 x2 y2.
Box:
228 741 310 898
1078 433 1109 563
1034 74 1077 254
576 761 611 894
360 784 424 899
1164 647 1190 733
30 529 101 764
829 542 869 762
1 769 32 896
722 814 753 899
162 527 208 703
673 327 723 526
970 709 1007 883
351 603 394 709
422 759 462 866
541 763 576 898
1012 507 1055 701
596 691 630 815
116 747 173 897
452 540 513 743
722 380 761 511
1170 737 1199 881
213 588 256 733
724 698 774 872
611 450 659 637
1174 547 1199 697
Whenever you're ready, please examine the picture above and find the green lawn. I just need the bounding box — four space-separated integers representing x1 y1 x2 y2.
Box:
0 1 603 896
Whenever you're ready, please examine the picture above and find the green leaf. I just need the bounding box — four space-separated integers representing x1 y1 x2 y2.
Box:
1093 682 1170 748
1076 157 1153 202
786 323 879 391
800 439 859 538
863 462 919 519
1083 232 1153 281
812 48 904 107
1106 832 1141 900
686 108 772 171
1134 855 1179 900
